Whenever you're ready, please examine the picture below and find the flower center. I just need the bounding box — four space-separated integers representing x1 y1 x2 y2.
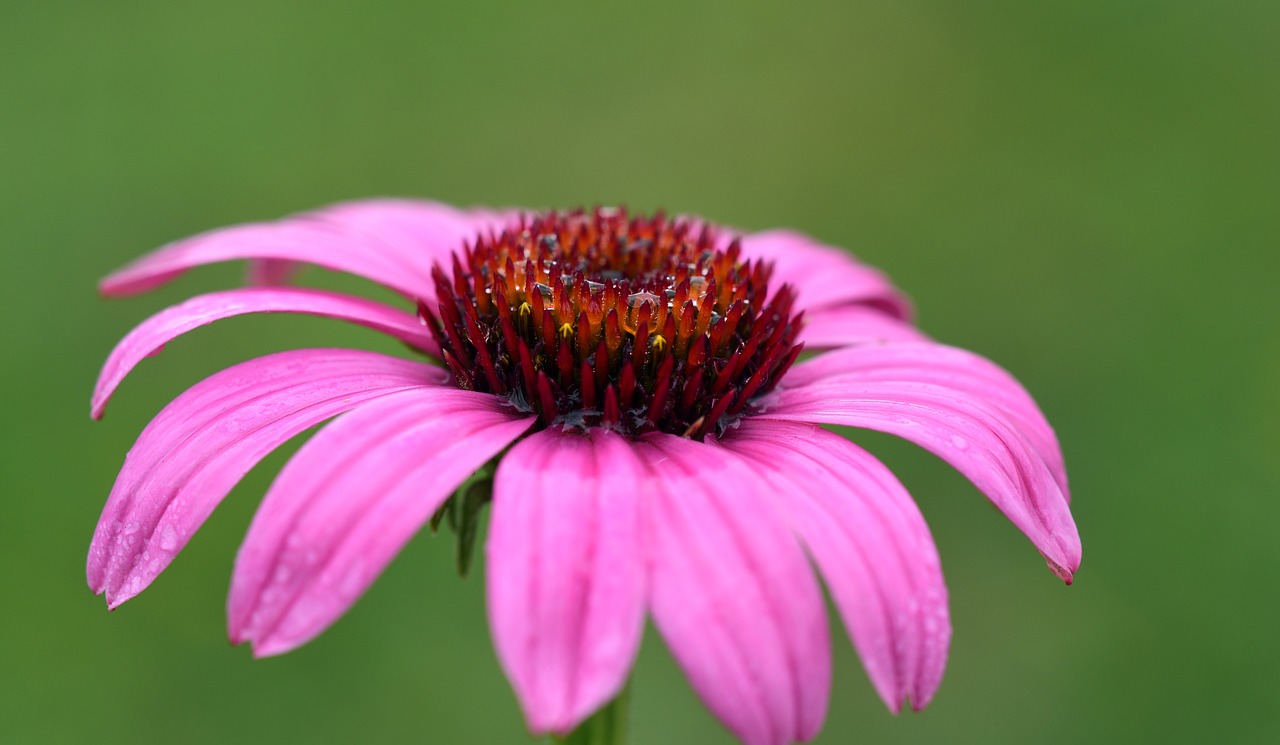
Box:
423 208 803 439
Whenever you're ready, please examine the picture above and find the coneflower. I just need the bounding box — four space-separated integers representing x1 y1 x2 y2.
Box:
88 200 1079 745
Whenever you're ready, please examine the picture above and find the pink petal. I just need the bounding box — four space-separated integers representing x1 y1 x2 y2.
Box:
487 429 646 735
86 349 445 607
92 287 440 420
736 229 913 318
228 388 533 657
100 199 520 299
799 306 930 350
639 433 831 745
758 379 1081 582
784 342 1069 498
721 420 950 713
247 258 299 286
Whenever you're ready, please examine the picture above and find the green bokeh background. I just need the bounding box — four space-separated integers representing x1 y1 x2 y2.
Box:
3 2 1277 743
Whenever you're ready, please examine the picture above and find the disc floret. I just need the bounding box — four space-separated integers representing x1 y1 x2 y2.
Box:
424 208 803 439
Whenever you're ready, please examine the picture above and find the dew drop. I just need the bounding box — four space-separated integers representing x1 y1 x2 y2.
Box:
340 559 367 597
624 292 662 333
159 523 179 551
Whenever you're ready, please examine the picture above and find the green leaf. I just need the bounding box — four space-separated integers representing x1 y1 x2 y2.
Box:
454 473 491 578
427 461 498 577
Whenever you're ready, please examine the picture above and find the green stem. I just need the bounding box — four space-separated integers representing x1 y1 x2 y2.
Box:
550 682 631 745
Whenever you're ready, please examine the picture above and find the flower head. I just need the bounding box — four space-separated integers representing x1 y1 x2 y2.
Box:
89 199 1080 745
424 208 802 438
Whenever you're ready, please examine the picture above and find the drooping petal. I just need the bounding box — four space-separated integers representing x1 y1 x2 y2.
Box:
247 258 299 286
783 342 1068 498
487 429 646 736
721 420 950 713
639 433 831 745
736 229 913 318
228 388 533 657
798 306 930 350
757 379 1081 582
92 287 440 419
86 349 446 607
100 199 520 299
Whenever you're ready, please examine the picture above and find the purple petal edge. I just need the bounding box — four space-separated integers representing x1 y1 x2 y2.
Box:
87 349 446 607
786 341 1070 500
721 419 951 713
799 306 930 350
228 388 533 657
640 433 831 745
487 429 647 735
92 287 439 419
737 229 914 319
760 379 1081 583
100 199 519 300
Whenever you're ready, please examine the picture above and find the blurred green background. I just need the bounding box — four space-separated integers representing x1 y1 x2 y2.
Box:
3 1 1277 743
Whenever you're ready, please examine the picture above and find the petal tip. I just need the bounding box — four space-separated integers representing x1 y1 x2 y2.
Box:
98 272 139 298
103 569 158 609
908 691 935 713
249 637 296 659
1045 556 1077 585
525 714 572 740
86 565 105 595
226 622 250 647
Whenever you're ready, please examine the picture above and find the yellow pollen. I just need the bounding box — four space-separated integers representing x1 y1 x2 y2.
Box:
681 416 706 439
424 208 801 440
516 302 533 334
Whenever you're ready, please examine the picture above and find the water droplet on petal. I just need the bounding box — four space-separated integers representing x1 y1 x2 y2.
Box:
159 524 179 551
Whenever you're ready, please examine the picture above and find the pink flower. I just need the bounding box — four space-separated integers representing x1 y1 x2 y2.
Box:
88 200 1079 745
